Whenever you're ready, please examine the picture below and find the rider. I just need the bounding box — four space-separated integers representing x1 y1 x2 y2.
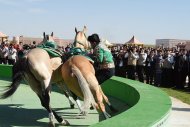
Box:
88 33 115 84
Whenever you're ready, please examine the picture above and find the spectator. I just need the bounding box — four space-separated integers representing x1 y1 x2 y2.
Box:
8 44 17 65
31 41 37 49
136 48 147 82
162 50 174 87
181 50 188 88
65 45 71 52
115 50 126 78
173 51 183 88
0 43 9 64
154 50 163 86
127 47 139 80
145 50 155 85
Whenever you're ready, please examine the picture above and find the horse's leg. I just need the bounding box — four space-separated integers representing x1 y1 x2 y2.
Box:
57 83 75 108
58 83 83 112
94 89 111 119
99 86 118 113
38 88 69 126
70 92 84 112
84 73 110 118
63 90 75 109
24 69 61 125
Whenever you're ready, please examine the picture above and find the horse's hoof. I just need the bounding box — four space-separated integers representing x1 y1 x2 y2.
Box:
48 122 55 127
62 120 70 126
70 104 75 109
103 112 111 119
80 111 88 116
57 117 63 123
49 113 55 120
90 106 94 110
109 106 118 113
107 113 112 118
75 112 86 119
75 115 85 119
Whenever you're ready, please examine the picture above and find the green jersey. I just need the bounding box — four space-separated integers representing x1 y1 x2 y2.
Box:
94 42 114 64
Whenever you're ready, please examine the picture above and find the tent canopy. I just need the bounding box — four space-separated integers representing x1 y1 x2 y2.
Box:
125 36 143 45
0 32 8 38
0 32 8 43
101 38 113 47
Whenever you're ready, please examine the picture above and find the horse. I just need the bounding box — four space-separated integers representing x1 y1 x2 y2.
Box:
0 27 116 126
73 26 91 50
71 26 117 112
59 55 115 120
0 32 71 126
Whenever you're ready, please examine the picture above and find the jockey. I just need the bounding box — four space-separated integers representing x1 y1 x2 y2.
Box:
88 33 115 84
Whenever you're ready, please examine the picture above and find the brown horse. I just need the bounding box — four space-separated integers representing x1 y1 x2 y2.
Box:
60 55 113 119
66 26 117 116
0 32 70 126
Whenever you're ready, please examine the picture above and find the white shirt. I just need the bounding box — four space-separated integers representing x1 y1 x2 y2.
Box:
2 46 9 58
8 47 17 60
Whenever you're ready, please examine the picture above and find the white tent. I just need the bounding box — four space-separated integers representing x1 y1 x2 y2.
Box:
101 38 113 47
0 32 8 38
0 32 8 43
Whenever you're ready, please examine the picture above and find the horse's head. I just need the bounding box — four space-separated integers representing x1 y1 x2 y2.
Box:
43 32 55 43
42 32 58 49
73 26 91 49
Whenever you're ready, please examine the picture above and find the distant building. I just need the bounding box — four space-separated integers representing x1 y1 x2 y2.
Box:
17 36 73 47
156 39 190 48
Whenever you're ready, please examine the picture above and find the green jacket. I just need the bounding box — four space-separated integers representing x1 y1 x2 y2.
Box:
94 42 114 64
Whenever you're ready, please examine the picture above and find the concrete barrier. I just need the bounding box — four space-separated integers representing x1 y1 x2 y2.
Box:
0 64 171 127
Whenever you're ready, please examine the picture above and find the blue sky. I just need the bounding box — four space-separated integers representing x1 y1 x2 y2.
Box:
0 0 190 44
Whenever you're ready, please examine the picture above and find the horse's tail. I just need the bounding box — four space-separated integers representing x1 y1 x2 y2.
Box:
71 65 96 112
0 57 28 99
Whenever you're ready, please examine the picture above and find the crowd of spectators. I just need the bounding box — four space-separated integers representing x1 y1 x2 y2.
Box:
1 41 190 90
0 41 36 65
0 40 73 65
111 45 190 90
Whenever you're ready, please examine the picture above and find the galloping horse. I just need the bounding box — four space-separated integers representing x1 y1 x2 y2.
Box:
57 26 117 121
0 32 70 126
60 55 113 120
0 27 116 126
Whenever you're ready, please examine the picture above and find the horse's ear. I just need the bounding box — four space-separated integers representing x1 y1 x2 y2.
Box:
47 35 49 41
51 32 54 37
83 26 87 34
75 27 78 33
43 32 46 38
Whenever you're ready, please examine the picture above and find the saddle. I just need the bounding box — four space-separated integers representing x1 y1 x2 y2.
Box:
64 47 94 63
37 43 63 57
37 44 94 64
